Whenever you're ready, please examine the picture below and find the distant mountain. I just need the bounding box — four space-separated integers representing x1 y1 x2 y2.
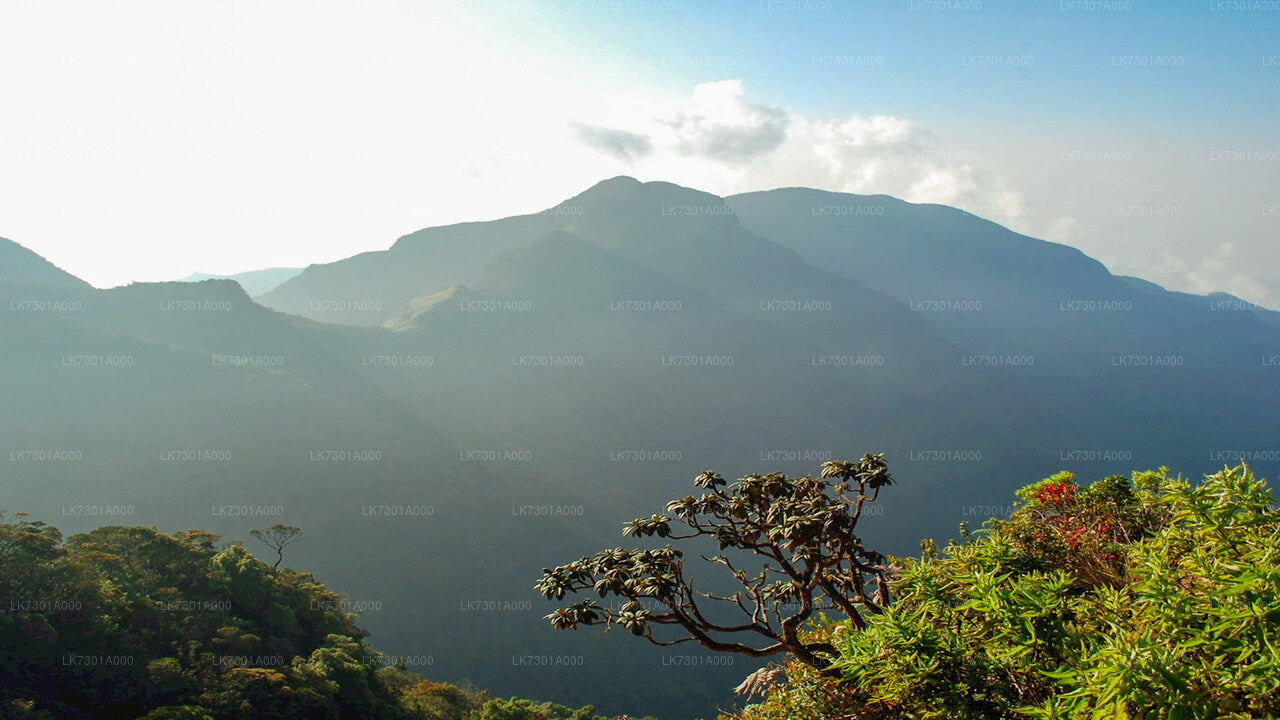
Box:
177 267 304 296
6 179 1280 719
257 177 641 325
725 187 1280 461
1 236 93 292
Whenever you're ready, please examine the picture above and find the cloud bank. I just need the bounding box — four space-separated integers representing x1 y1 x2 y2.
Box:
572 79 1027 224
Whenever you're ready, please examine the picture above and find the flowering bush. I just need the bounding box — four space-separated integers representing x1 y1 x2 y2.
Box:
998 470 1171 589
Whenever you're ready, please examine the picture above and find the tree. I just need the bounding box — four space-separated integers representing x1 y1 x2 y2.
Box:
470 697 608 720
2 515 618 720
174 529 222 552
536 455 896 672
735 465 1280 720
249 524 302 570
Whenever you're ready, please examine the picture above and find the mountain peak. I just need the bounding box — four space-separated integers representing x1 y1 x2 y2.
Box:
566 178 739 252
582 175 642 194
555 176 642 211
0 236 93 291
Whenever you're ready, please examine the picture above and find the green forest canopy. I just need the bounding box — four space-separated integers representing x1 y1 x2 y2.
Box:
3 461 1277 720
0 514 645 720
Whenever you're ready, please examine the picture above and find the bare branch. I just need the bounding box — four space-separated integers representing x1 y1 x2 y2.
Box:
537 455 896 670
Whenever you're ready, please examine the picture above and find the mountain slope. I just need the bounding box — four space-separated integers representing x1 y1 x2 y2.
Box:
257 177 641 325
0 237 92 292
727 187 1280 473
178 266 304 296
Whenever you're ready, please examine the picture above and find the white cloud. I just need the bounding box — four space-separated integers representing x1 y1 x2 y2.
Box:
569 123 653 164
573 80 1028 226
664 80 788 163
1142 243 1274 302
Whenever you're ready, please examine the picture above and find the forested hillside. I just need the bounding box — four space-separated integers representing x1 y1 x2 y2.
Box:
0 515 645 720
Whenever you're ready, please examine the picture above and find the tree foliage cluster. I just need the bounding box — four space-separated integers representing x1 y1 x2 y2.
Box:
0 516 640 720
538 456 896 672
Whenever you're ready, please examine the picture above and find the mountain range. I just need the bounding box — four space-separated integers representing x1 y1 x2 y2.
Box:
5 176 1279 719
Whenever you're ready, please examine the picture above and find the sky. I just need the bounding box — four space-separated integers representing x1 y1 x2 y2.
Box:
1 0 1277 302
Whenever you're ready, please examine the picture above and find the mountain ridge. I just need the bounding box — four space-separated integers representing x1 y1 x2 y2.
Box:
0 236 94 292
178 267 304 296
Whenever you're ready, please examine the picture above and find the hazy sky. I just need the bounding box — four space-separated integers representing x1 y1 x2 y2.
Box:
1 0 1277 302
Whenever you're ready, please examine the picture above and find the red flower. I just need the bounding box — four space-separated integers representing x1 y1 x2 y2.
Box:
1033 482 1077 505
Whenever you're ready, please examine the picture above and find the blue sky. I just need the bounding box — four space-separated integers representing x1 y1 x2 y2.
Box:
0 0 1276 301
512 0 1279 129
